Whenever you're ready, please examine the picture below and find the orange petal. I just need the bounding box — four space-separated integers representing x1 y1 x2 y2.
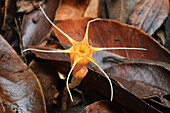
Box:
69 52 89 73
82 18 101 44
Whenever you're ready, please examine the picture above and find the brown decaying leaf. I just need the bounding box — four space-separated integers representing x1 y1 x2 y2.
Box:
0 35 46 113
54 0 90 20
2 0 18 50
99 0 140 23
53 18 170 62
83 0 100 18
78 67 160 113
156 29 166 45
16 0 44 13
21 0 59 48
29 60 59 113
105 63 170 97
128 0 169 35
164 9 170 50
81 100 135 113
143 96 170 112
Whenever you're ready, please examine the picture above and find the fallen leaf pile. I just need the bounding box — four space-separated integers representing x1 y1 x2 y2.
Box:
0 0 170 113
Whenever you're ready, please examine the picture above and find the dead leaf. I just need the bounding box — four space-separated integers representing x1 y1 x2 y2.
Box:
54 0 90 20
156 29 166 45
81 100 134 113
99 0 140 23
128 0 169 35
53 18 170 62
83 0 100 18
21 0 60 48
143 96 170 112
104 62 170 110
0 35 47 113
16 0 44 13
78 66 161 113
164 8 170 50
2 0 18 50
105 63 170 93
29 60 59 113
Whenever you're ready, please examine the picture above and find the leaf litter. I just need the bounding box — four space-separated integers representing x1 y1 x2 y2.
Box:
0 0 170 113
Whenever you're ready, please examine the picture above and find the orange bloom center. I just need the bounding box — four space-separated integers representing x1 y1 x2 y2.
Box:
73 42 92 58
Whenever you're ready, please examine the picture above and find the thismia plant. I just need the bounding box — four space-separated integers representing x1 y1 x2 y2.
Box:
24 5 146 102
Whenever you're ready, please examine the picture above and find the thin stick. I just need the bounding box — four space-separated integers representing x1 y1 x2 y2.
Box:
15 18 27 63
2 0 8 29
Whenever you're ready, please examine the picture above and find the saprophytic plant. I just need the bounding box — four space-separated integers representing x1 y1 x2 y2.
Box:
24 5 146 102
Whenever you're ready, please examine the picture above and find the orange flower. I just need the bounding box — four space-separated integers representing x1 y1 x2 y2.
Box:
24 5 146 102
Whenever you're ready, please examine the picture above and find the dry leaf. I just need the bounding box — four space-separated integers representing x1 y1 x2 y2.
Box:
29 60 59 112
128 0 169 35
81 100 133 113
99 0 140 23
156 29 166 45
164 10 170 50
53 18 170 62
0 35 47 113
54 0 90 20
83 0 100 18
16 0 44 13
21 0 59 48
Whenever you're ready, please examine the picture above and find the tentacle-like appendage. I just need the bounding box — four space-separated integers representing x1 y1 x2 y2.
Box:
66 57 82 101
39 5 77 45
87 56 113 101
23 48 72 53
92 47 147 52
82 18 101 43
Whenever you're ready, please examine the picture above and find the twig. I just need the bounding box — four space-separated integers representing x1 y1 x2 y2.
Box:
14 18 27 64
2 0 8 29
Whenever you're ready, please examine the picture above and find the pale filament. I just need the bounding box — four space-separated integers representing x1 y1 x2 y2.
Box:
66 57 82 101
39 5 76 45
87 57 113 101
92 47 147 52
83 18 101 43
23 48 72 53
